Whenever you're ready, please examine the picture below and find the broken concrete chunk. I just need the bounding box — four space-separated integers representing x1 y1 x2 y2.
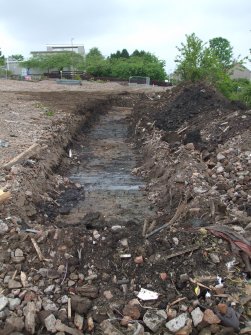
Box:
143 309 167 332
44 313 57 332
71 295 92 315
74 313 84 330
5 316 24 332
55 319 86 335
191 307 204 327
0 296 9 311
165 313 189 333
24 302 36 334
0 220 9 234
8 279 22 289
100 319 124 335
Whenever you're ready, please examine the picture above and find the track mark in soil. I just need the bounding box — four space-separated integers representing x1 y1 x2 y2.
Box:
60 106 154 225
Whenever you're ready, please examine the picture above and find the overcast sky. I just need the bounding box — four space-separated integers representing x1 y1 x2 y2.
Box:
0 0 250 71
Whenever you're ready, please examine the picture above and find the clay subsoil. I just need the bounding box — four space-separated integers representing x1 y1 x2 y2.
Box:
0 79 250 335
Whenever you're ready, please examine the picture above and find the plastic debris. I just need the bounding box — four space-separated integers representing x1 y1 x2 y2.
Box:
120 254 132 259
205 291 211 298
137 288 159 301
194 285 200 296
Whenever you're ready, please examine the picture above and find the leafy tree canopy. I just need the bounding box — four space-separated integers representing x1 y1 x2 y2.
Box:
9 54 24 61
86 47 104 61
110 49 130 59
22 52 84 72
209 37 234 69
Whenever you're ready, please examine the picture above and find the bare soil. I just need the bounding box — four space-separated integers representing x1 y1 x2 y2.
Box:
0 79 250 335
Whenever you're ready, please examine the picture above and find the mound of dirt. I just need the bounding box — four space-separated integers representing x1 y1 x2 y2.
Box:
153 82 246 132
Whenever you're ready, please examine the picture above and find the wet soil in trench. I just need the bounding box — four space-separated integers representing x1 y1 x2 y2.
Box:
59 106 154 226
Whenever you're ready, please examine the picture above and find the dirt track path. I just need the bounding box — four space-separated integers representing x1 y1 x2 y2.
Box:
57 106 154 226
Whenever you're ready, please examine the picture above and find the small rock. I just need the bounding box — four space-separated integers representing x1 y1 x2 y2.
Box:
199 328 212 335
120 238 128 247
240 326 251 334
55 319 83 335
67 280 75 287
166 307 177 320
121 315 132 326
100 319 124 335
8 279 22 289
186 143 195 150
8 297 21 310
44 284 55 293
191 307 204 327
217 153 226 161
143 309 167 332
134 255 144 264
44 314 57 332
165 313 189 333
180 273 189 283
123 304 141 320
74 313 84 330
0 296 9 311
176 319 193 335
216 166 224 174
103 290 113 300
111 225 124 231
71 295 92 315
194 187 207 194
217 303 228 315
209 253 220 263
42 298 58 311
24 302 36 334
172 237 179 245
0 250 10 262
160 272 168 281
203 309 221 324
14 249 24 257
0 220 8 234
127 321 144 334
5 316 24 332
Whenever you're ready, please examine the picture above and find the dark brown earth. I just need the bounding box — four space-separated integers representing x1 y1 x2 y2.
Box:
0 80 250 335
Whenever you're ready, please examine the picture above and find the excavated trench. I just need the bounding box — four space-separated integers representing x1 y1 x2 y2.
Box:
55 105 155 227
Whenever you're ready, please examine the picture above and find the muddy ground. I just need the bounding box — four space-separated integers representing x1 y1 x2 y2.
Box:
0 79 250 335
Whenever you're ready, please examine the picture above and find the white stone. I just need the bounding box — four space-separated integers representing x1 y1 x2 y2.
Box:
217 153 225 161
74 313 84 330
165 313 189 333
191 307 204 327
8 297 21 310
209 253 220 264
44 284 55 293
14 248 24 257
0 220 8 235
44 314 57 332
0 296 9 311
42 298 58 311
216 166 224 174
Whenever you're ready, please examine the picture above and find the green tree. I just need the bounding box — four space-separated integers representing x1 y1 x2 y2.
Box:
86 47 104 61
110 49 129 59
175 33 206 81
0 50 5 66
209 37 234 69
9 54 24 61
22 52 84 73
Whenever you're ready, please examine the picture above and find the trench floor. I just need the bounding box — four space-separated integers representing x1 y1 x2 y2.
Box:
60 106 154 225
